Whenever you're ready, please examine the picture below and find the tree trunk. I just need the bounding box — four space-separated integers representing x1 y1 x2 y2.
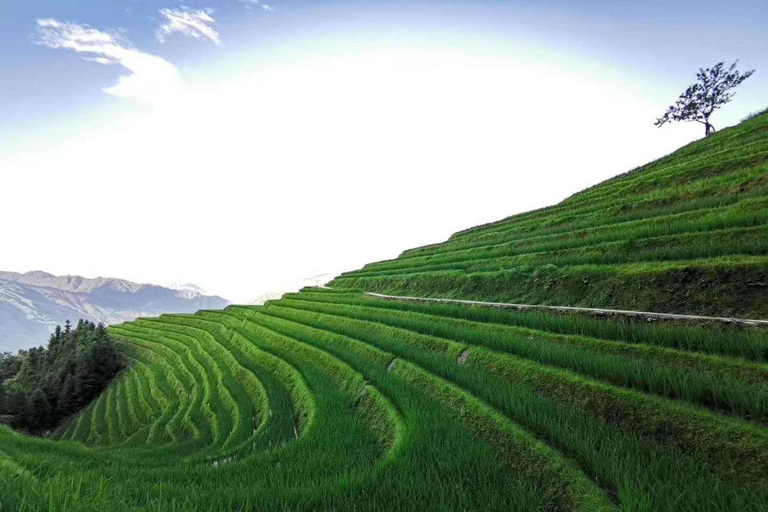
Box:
704 119 716 137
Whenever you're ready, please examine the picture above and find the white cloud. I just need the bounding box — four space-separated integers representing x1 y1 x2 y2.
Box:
35 18 182 104
157 7 221 45
240 0 274 12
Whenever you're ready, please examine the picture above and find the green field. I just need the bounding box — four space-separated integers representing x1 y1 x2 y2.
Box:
1 114 767 511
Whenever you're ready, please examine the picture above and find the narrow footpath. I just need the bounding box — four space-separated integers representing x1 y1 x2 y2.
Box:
358 291 768 327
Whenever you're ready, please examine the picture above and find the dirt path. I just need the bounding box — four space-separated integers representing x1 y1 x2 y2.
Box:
360 292 768 327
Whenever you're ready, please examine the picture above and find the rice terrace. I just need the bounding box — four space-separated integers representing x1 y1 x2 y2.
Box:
0 107 766 511
1 2 768 510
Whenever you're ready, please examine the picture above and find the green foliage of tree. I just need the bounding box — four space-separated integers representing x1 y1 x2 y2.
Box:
28 388 52 432
655 61 754 137
0 320 123 434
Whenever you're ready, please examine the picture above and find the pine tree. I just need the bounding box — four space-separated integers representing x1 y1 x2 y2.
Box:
50 325 62 349
28 388 52 432
57 373 77 419
0 319 122 433
5 385 30 429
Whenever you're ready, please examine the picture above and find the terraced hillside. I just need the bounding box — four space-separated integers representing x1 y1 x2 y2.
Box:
2 287 767 511
333 112 768 319
1 115 767 511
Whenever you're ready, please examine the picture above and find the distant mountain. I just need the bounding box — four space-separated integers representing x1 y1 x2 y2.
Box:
0 271 229 353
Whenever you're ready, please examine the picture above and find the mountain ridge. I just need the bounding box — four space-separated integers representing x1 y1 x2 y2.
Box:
0 271 229 353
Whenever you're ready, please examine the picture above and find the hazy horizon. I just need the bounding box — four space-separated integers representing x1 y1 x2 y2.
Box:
2 0 766 303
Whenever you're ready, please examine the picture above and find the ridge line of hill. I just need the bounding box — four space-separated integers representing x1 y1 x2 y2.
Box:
330 112 768 318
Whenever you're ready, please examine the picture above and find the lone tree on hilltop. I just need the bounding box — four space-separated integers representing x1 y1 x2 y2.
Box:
655 61 754 137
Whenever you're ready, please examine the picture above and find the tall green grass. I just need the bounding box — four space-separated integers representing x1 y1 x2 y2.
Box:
275 296 768 421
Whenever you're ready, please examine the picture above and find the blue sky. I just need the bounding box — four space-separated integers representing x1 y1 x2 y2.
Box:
1 1 766 302
2 1 766 133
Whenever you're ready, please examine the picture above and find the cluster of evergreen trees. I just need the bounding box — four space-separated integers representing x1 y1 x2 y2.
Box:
0 320 123 434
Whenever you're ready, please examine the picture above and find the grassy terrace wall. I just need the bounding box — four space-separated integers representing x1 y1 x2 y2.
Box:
1 115 766 511
332 113 768 318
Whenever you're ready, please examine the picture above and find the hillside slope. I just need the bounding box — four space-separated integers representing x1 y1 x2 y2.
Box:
332 113 768 318
1 116 766 511
2 286 766 511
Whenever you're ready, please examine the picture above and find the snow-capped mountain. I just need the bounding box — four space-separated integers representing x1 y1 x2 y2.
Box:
0 271 229 353
167 282 209 295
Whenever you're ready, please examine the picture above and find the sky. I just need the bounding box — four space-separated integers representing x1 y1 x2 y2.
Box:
1 1 766 303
